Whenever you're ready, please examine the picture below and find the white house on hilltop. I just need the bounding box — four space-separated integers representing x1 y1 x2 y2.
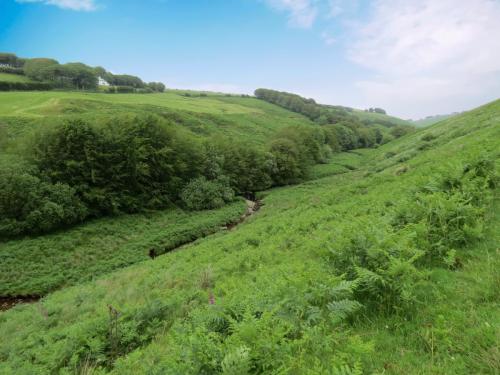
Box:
98 76 110 86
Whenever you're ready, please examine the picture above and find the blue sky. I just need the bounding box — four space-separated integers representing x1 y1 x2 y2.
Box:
1 0 499 119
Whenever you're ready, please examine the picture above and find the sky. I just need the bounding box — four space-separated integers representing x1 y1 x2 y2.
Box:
1 0 499 119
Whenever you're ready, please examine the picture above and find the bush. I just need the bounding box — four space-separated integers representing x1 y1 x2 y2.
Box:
392 156 496 265
328 221 425 315
0 81 53 91
0 166 87 237
181 177 234 210
115 85 135 93
0 66 24 75
421 133 437 142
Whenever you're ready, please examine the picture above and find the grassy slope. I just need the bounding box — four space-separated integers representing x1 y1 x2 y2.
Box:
0 100 498 374
0 73 34 83
412 113 458 127
0 91 315 145
352 108 411 126
0 200 246 297
0 91 314 296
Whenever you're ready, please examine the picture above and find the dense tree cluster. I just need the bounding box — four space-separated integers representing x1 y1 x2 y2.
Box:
255 88 414 146
0 115 342 237
255 88 321 120
365 107 387 114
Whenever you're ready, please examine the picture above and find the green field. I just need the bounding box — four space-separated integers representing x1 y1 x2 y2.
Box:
1 98 498 374
0 72 34 83
0 91 317 146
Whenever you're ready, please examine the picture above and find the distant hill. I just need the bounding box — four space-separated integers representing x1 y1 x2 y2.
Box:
0 51 165 92
411 112 460 127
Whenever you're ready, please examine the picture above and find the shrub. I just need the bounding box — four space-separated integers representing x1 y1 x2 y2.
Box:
421 133 437 142
0 165 87 237
328 221 426 315
0 81 53 91
181 177 234 210
392 156 496 265
115 85 135 93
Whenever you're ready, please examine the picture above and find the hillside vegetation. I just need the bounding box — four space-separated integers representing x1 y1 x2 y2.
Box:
0 86 410 299
0 52 164 93
412 113 459 127
0 98 498 374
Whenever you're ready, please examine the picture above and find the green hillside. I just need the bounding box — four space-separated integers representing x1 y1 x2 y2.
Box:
0 91 315 145
0 72 35 83
1 99 498 374
351 108 411 126
412 113 459 127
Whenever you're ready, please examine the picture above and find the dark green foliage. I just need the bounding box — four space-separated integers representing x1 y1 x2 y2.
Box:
114 85 135 93
0 81 54 91
366 107 386 114
255 88 321 120
0 164 87 237
147 82 166 92
255 88 414 150
390 125 414 138
268 137 307 185
23 58 59 81
205 140 274 194
55 62 98 90
106 74 145 88
32 116 203 216
181 177 235 210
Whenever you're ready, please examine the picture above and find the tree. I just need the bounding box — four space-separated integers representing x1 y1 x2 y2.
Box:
107 74 145 88
148 82 166 92
0 165 87 236
180 176 234 210
60 63 98 90
23 58 59 81
268 138 306 185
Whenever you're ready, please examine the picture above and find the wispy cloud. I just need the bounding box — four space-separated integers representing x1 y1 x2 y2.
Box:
16 0 97 11
347 0 500 118
265 0 318 28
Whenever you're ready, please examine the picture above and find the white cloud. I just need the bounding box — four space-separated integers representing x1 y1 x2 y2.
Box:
348 0 500 118
265 0 318 28
16 0 97 11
